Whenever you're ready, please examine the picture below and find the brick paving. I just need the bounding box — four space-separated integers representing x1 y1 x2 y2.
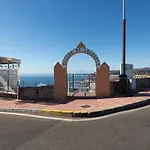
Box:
0 90 150 113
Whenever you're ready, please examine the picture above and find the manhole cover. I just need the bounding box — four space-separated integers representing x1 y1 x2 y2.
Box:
80 105 91 108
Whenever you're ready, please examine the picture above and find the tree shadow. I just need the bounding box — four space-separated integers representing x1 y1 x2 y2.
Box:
0 97 16 101
15 97 77 106
16 96 97 105
134 93 150 97
15 99 61 106
109 88 150 99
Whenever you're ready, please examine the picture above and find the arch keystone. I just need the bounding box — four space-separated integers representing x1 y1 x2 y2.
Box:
77 42 86 48
62 45 101 69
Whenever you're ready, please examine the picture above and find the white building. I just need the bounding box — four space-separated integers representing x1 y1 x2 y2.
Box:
0 57 21 94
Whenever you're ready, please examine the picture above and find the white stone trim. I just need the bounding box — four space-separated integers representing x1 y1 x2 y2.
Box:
62 48 101 69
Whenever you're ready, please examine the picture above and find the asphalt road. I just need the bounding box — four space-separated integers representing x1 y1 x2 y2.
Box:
0 106 150 150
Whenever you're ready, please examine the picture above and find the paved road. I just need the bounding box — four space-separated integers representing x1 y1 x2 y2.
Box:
0 106 150 150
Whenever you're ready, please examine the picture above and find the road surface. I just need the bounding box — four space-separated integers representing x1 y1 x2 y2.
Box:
0 106 150 150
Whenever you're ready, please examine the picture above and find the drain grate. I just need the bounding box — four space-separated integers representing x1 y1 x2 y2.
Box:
80 105 91 108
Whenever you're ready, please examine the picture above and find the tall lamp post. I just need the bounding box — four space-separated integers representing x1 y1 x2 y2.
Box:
119 0 128 93
122 0 126 76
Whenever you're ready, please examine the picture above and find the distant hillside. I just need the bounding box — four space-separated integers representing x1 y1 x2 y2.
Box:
133 68 150 75
110 68 150 75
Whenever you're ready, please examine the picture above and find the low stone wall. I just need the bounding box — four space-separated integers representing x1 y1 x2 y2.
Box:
0 92 17 99
110 78 150 95
110 81 120 96
19 78 150 100
19 85 54 101
135 78 150 91
110 80 132 96
110 81 129 96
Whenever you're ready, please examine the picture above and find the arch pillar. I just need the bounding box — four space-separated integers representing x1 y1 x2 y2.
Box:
54 62 67 101
96 62 110 98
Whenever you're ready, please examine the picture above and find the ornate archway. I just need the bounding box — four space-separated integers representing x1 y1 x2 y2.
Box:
62 42 101 69
54 42 110 101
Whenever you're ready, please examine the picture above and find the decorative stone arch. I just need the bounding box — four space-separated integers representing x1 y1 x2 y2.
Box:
54 42 110 101
62 42 101 69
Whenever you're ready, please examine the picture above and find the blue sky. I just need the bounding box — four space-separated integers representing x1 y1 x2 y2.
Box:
0 0 150 74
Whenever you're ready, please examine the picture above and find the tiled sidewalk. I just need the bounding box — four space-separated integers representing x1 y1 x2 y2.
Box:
0 90 150 117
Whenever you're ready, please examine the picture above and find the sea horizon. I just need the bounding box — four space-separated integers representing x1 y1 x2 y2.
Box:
20 74 54 87
20 74 54 76
20 74 92 88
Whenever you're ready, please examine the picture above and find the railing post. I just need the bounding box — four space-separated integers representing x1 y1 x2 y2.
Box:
23 80 24 87
72 74 74 92
7 60 10 92
88 74 90 90
17 81 19 100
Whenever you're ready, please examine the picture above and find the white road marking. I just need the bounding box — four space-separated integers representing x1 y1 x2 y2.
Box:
0 105 150 122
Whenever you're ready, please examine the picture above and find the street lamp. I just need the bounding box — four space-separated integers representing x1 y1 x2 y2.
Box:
122 0 126 77
119 0 128 93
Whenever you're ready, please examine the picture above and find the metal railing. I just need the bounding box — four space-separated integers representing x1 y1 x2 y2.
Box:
67 74 96 97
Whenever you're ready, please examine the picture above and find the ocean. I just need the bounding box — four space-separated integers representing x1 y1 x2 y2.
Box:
20 75 54 87
20 74 90 88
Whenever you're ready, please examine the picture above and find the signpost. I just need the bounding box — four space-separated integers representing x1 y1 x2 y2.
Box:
120 64 133 79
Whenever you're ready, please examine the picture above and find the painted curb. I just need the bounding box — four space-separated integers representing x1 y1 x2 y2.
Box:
41 109 89 117
0 98 150 118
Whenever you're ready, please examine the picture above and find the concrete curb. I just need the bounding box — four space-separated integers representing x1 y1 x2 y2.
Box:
0 98 150 118
87 98 150 118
